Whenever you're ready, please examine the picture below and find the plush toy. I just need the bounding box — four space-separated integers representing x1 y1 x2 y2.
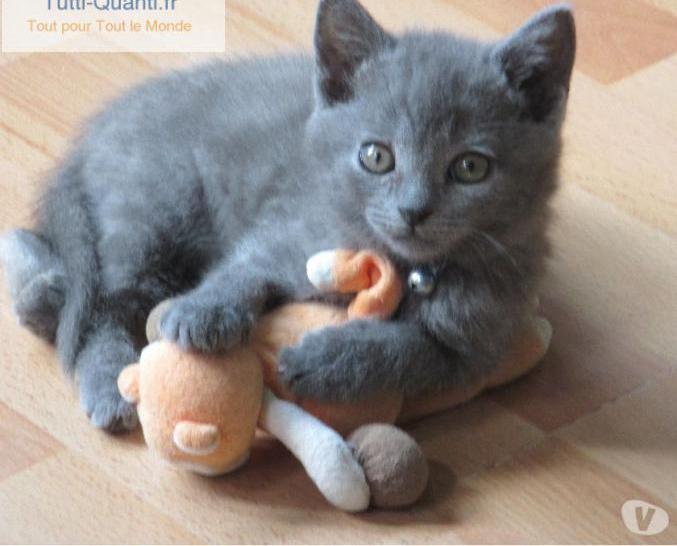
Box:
118 249 552 512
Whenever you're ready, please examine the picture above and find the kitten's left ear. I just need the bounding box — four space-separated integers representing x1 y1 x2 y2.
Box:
314 0 395 106
493 4 576 122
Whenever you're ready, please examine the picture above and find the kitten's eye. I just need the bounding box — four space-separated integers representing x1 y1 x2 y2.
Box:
450 152 490 184
359 143 395 174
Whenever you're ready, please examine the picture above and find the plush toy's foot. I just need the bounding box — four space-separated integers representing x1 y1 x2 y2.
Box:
349 424 429 509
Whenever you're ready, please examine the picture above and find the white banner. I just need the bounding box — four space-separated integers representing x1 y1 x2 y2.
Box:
2 0 226 52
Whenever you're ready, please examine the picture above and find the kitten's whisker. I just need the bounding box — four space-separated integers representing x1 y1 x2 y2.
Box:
465 229 523 281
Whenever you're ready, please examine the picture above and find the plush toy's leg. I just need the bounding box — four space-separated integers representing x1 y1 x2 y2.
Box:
258 389 370 512
485 315 552 388
399 316 553 424
397 379 488 424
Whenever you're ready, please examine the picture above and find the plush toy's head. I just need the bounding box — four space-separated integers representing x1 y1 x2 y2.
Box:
118 342 263 475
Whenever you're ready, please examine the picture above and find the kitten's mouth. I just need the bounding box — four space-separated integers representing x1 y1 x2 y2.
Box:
366 215 453 261
392 225 441 245
386 230 445 262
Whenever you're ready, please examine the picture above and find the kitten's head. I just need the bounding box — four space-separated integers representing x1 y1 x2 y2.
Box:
306 0 576 264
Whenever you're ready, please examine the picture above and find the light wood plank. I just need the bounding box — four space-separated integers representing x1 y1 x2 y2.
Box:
408 397 544 478
644 0 677 16
492 182 677 430
0 402 62 482
453 439 677 544
558 370 677 507
562 70 677 237
449 0 677 83
0 451 202 544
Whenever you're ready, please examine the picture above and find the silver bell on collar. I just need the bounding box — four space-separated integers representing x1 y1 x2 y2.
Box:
408 268 436 296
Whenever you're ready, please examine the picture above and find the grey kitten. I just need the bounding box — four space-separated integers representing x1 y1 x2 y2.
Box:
0 0 575 431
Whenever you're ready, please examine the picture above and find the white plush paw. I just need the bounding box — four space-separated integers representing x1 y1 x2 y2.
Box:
304 429 370 512
306 250 338 290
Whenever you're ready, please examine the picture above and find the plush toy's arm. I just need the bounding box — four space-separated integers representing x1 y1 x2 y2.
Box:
258 388 370 512
306 250 402 320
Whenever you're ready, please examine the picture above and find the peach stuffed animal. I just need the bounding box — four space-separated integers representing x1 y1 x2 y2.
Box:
118 249 552 511
118 249 411 512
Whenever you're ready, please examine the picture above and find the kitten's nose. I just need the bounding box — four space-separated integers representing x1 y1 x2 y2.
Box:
399 206 432 228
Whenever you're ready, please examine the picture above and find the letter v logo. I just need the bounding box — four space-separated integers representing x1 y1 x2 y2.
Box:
635 505 655 532
622 500 670 536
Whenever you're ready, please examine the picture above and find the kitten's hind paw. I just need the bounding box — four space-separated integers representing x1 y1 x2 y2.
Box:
0 229 66 342
14 270 66 342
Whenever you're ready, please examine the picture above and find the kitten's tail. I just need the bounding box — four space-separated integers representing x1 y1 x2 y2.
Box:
37 156 101 374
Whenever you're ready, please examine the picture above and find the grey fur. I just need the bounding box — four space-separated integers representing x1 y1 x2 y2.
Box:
0 0 575 430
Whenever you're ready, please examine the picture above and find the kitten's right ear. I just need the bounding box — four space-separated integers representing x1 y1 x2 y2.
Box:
314 0 394 106
493 4 576 122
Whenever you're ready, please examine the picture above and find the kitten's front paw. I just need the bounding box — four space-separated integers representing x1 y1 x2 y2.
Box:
159 294 255 352
278 327 362 402
77 333 139 433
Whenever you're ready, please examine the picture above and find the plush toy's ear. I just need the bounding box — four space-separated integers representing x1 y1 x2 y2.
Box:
146 298 176 343
117 364 141 404
173 421 221 456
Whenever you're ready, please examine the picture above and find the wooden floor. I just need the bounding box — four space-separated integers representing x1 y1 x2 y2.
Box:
1 0 676 543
